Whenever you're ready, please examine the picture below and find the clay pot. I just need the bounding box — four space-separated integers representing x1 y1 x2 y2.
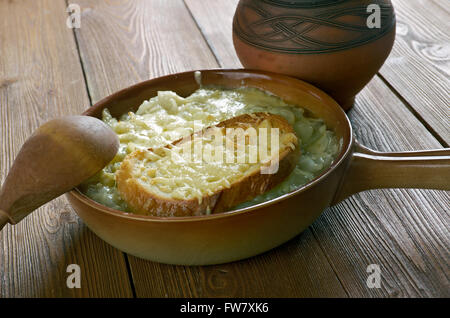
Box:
232 0 396 110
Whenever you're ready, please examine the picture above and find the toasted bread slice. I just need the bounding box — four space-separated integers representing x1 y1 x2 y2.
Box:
116 112 299 217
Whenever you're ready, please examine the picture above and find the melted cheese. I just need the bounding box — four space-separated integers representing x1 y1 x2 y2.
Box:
81 87 340 212
122 118 297 202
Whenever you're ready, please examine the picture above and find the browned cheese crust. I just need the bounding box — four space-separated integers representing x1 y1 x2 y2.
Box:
116 113 299 216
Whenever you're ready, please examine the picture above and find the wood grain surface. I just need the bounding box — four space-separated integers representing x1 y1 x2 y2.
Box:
1 0 448 298
379 0 450 145
185 0 241 68
70 0 218 103
0 0 132 297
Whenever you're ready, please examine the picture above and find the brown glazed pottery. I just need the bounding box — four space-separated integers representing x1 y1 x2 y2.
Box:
232 0 396 110
1 70 448 265
64 69 448 265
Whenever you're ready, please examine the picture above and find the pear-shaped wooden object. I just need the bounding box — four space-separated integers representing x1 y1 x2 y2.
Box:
0 116 119 230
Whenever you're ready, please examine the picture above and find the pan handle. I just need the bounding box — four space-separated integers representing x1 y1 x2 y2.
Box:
331 140 450 204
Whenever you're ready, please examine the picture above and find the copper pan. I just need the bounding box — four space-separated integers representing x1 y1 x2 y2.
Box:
64 69 449 265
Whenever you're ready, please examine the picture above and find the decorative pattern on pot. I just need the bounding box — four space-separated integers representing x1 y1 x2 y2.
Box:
232 0 396 111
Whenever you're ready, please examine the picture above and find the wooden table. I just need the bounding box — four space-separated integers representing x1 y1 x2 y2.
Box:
1 0 448 298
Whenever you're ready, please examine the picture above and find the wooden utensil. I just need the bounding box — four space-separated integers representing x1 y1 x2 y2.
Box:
0 116 119 230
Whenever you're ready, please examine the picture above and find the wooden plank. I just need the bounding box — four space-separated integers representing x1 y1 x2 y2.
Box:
431 0 449 13
185 0 241 68
379 0 450 145
71 0 347 297
71 0 217 103
0 0 132 297
186 0 450 297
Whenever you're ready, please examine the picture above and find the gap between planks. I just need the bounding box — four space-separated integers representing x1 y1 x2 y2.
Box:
376 73 449 148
